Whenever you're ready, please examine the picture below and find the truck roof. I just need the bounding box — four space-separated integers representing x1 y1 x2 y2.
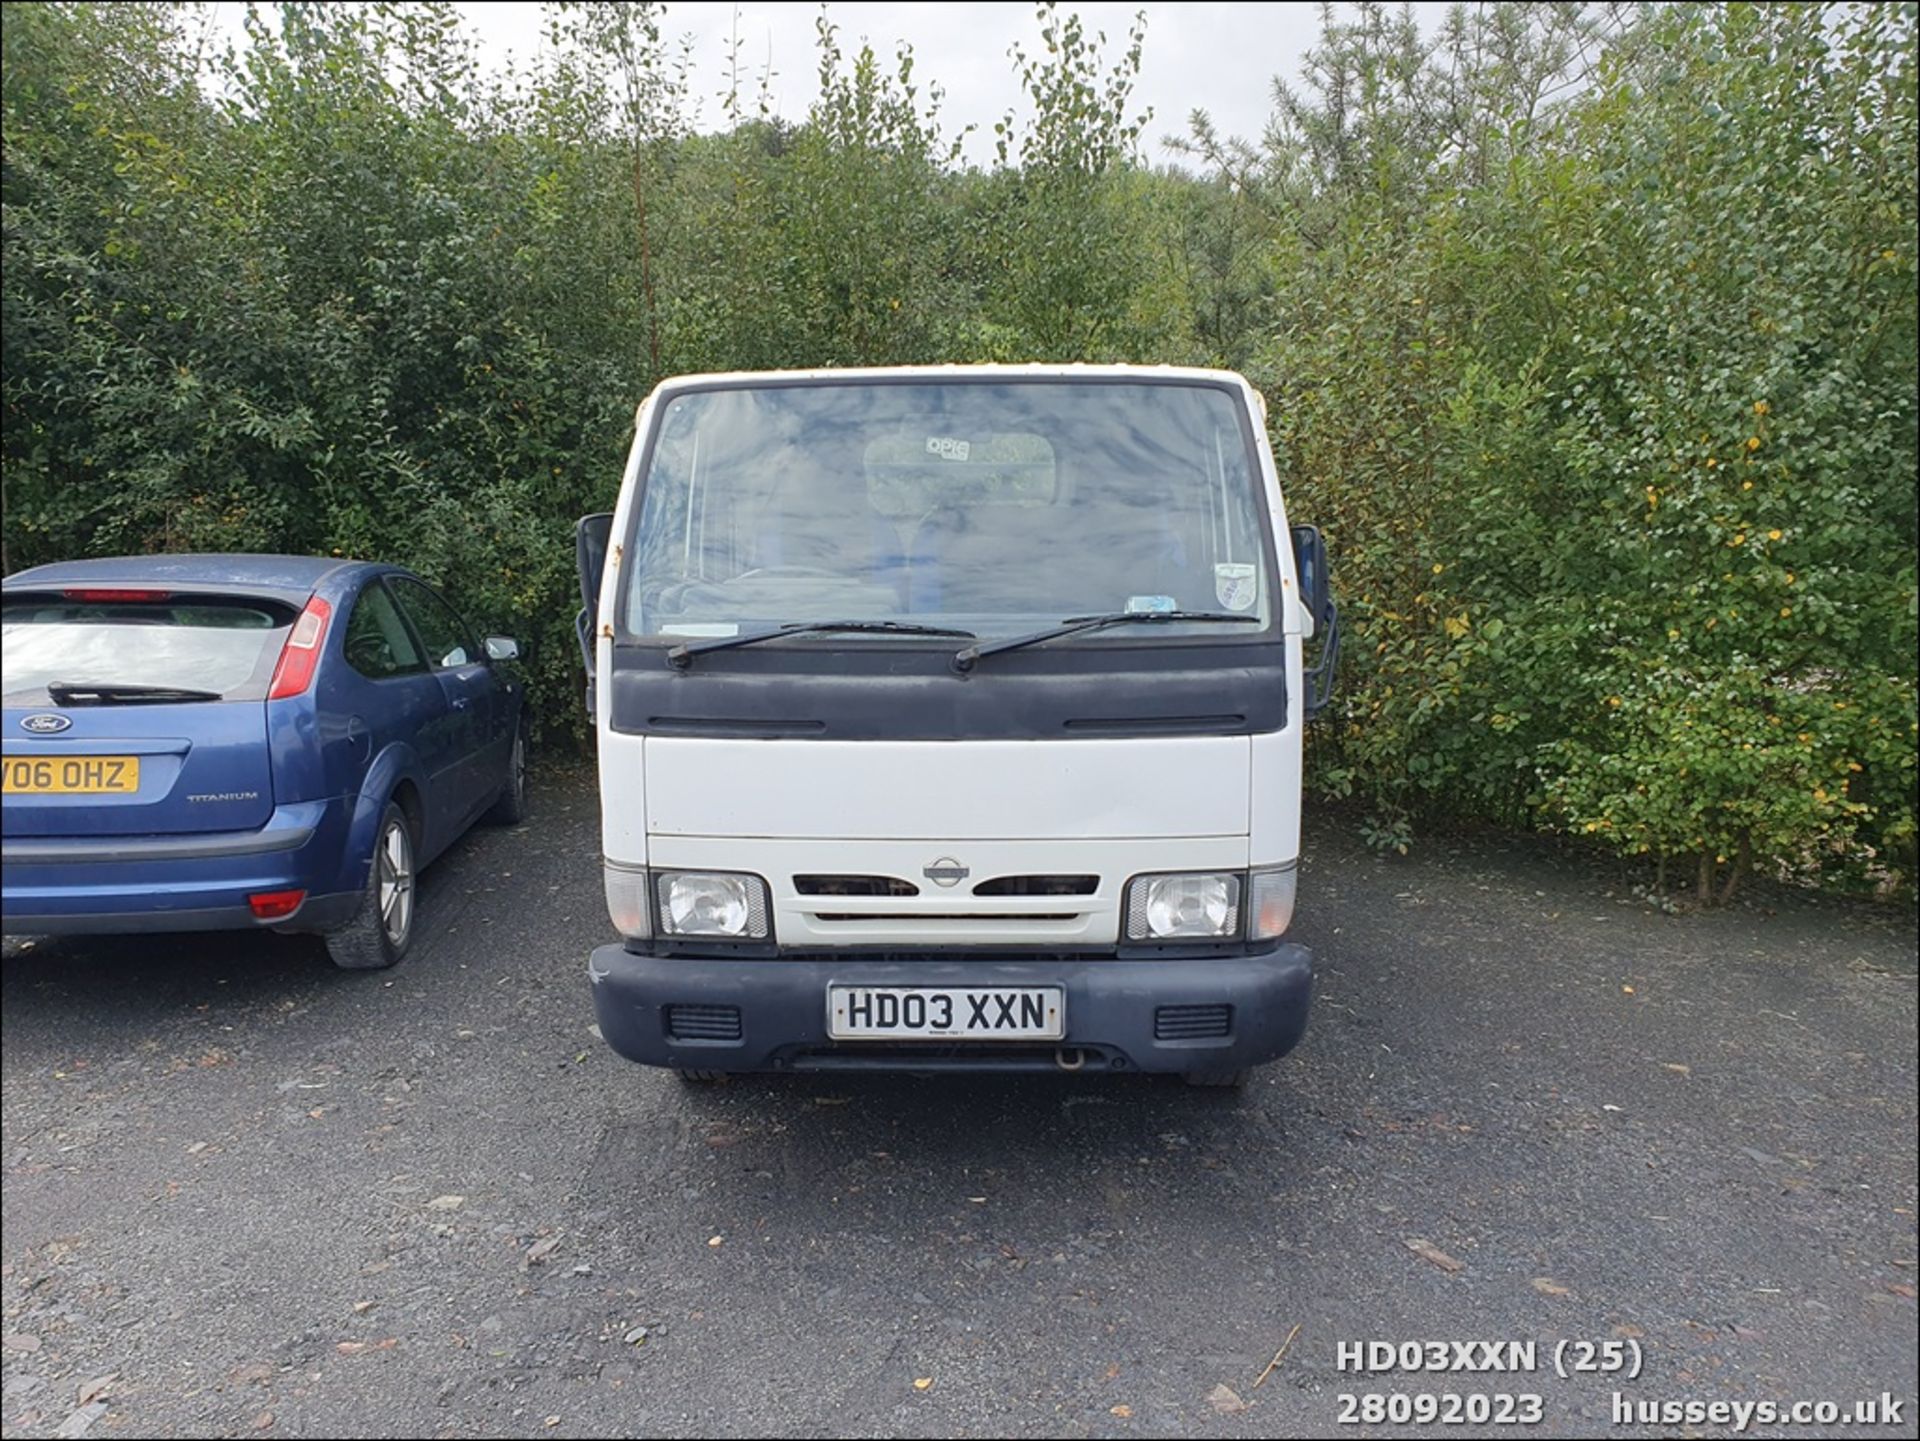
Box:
649 362 1252 389
641 363 1265 423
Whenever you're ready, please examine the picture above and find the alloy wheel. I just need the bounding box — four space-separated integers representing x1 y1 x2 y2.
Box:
377 817 414 948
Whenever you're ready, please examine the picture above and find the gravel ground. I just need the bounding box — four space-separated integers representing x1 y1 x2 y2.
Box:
3 767 1915 1439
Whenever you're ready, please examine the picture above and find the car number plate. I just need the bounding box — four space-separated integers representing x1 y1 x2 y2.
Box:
2 755 140 795
827 986 1064 1041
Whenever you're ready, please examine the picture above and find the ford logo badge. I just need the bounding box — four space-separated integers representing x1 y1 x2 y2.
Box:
20 713 72 734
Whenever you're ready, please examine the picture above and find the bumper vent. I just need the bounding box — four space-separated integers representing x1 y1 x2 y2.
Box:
1154 1004 1233 1040
665 1004 743 1042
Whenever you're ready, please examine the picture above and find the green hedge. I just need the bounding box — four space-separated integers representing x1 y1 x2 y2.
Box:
1268 4 1917 897
3 2 1913 897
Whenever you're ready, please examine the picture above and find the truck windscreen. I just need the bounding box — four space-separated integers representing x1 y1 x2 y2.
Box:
625 381 1273 641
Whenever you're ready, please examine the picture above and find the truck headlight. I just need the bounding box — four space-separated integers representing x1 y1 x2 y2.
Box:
1248 864 1297 940
604 862 651 941
1124 872 1242 941
656 871 770 939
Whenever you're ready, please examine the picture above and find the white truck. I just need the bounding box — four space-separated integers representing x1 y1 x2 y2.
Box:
577 366 1336 1086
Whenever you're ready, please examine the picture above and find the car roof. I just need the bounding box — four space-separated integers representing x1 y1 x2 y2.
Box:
1 554 398 604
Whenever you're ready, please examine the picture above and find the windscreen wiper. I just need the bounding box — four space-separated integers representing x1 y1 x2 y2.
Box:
46 681 224 705
952 611 1260 672
666 620 977 670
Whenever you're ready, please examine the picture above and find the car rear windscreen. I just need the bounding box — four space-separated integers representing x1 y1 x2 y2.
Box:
1 595 295 704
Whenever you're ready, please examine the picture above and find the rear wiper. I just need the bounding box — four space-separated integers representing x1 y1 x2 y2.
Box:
666 620 976 670
47 681 223 705
953 611 1260 672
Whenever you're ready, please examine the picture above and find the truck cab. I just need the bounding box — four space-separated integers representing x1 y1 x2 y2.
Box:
579 366 1336 1087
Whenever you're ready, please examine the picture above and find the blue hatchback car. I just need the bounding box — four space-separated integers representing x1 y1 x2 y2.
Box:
1 555 526 969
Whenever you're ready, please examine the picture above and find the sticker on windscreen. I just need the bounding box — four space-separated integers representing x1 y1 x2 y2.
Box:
1126 594 1177 613
1214 562 1257 611
925 436 971 461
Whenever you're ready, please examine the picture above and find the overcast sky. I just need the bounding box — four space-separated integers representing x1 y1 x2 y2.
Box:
206 2 1451 165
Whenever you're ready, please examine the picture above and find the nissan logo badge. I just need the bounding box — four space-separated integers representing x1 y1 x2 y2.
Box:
923 857 969 888
20 713 72 734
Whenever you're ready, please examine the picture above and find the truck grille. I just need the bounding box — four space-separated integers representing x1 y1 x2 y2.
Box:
810 911 1080 923
789 871 1103 941
794 875 918 897
971 874 1098 896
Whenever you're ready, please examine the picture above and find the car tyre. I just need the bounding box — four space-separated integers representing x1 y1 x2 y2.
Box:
1183 1067 1250 1089
326 801 416 971
483 729 527 826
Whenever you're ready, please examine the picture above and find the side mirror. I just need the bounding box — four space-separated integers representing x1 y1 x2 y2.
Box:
485 636 521 662
577 512 614 618
576 607 595 718
1290 523 1339 719
1291 523 1331 630
576 512 614 719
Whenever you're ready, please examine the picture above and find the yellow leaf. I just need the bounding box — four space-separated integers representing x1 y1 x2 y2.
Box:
913 1378 933 1391
1110 1405 1134 1418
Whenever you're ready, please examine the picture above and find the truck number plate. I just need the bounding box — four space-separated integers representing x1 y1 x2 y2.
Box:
827 986 1064 1041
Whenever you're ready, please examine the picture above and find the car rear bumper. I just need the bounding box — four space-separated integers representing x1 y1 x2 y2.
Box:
0 797 361 937
587 943 1314 1076
2 894 362 936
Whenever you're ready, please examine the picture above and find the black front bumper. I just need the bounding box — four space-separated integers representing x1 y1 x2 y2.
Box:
587 943 1313 1076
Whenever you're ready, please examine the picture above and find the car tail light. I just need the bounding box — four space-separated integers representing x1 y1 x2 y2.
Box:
249 889 306 920
268 596 333 700
62 588 173 602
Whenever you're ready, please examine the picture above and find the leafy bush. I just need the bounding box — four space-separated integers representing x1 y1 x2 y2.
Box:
2 1 1912 897
1257 2 1917 897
